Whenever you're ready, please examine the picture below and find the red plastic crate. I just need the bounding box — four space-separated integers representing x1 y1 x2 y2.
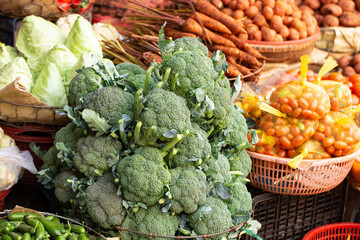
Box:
303 223 360 240
0 189 11 212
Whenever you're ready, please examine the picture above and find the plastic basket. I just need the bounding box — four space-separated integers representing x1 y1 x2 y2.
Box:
0 189 11 212
0 122 58 185
247 150 358 195
245 179 348 240
302 223 360 240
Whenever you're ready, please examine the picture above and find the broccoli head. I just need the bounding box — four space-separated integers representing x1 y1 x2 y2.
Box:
171 123 211 168
121 206 179 240
83 86 135 126
40 146 57 169
224 181 252 215
169 166 208 214
125 73 156 91
54 170 77 204
206 85 233 129
202 154 231 185
116 62 145 78
172 37 208 56
140 88 191 138
229 150 252 177
161 51 215 94
116 147 170 206
68 67 102 108
224 107 248 147
73 135 122 177
85 173 126 229
189 197 232 240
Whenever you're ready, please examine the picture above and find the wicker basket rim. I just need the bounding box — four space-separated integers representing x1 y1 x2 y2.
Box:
228 59 265 81
245 27 320 46
247 148 360 167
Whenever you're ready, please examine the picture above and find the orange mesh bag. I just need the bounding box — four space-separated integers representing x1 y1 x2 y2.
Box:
320 80 352 114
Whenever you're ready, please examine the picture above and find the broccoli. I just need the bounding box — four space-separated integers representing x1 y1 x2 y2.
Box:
172 37 208 56
85 173 126 229
68 67 102 108
161 51 215 94
73 135 122 177
189 197 232 240
116 147 171 206
223 107 248 147
116 62 145 78
228 150 252 177
125 73 156 91
121 206 179 240
224 181 252 215
139 88 192 139
40 146 57 168
202 154 231 185
83 86 135 126
206 85 233 129
54 170 77 204
171 123 211 168
169 166 208 214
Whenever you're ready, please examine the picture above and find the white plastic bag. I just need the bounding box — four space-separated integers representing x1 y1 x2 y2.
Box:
0 146 37 191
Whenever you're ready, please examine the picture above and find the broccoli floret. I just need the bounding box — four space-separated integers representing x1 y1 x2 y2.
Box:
68 68 102 108
189 197 232 240
121 206 179 240
224 107 248 147
41 146 57 168
73 135 122 177
172 37 208 56
54 170 77 204
83 86 135 126
116 62 145 78
85 173 126 229
206 85 233 129
116 147 171 206
126 73 156 91
140 88 191 138
161 51 215 94
229 150 252 177
202 154 231 185
169 166 208 214
171 123 211 168
224 181 252 214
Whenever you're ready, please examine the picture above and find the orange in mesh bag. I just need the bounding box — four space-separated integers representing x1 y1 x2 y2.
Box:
237 84 266 124
312 111 360 157
320 80 352 114
269 55 333 120
258 103 319 151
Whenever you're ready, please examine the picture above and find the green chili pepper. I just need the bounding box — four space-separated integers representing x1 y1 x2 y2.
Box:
8 213 41 222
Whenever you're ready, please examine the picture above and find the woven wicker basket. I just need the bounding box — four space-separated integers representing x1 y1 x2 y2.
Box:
247 149 358 195
246 29 321 63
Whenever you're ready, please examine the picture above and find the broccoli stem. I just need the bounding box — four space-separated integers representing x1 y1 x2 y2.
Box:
166 148 177 167
154 66 161 80
214 70 225 86
134 122 142 145
229 142 252 153
144 65 153 95
118 119 128 146
178 228 191 236
161 130 189 152
229 171 244 176
206 125 215 137
170 73 179 92
162 68 172 83
134 89 143 121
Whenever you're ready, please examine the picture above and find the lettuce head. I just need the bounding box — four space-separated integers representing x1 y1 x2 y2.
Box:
0 43 17 69
0 57 33 91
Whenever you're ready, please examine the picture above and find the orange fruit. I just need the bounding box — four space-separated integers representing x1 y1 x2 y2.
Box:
351 158 360 183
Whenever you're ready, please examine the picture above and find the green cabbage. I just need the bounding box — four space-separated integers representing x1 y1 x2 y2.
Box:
35 44 77 79
0 57 33 91
66 16 103 58
16 15 66 60
0 43 17 69
31 63 68 107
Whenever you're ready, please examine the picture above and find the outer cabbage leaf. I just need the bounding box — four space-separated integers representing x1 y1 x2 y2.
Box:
0 43 12 69
16 15 66 60
0 57 33 91
66 16 102 58
31 63 68 107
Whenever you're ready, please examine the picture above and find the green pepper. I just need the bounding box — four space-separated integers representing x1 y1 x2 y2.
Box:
21 233 30 240
2 234 12 240
9 232 22 240
36 217 63 238
16 224 35 235
8 213 40 222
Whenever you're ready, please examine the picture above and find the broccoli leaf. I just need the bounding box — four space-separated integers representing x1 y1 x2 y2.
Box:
231 75 242 101
214 182 232 200
29 142 45 159
211 50 228 73
158 22 174 57
37 167 58 189
246 117 257 129
81 109 111 136
190 205 212 221
64 105 87 130
232 211 251 225
249 129 259 145
163 129 178 138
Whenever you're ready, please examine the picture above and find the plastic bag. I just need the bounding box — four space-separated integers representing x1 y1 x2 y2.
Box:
0 146 37 191
248 130 284 157
269 55 334 120
312 111 360 157
320 80 352 114
237 84 266 124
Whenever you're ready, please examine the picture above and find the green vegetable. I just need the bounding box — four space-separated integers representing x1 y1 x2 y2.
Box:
31 63 68 107
172 37 208 56
65 52 97 88
0 57 33 91
0 43 16 69
54 170 77 204
37 216 64 237
68 233 78 240
65 16 102 58
65 224 85 234
202 154 231 185
35 222 45 240
8 232 22 240
228 150 252 178
2 234 12 240
21 233 30 240
16 15 66 60
224 181 252 214
16 224 35 235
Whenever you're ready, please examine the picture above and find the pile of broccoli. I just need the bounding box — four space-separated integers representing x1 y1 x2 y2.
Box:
37 31 260 239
